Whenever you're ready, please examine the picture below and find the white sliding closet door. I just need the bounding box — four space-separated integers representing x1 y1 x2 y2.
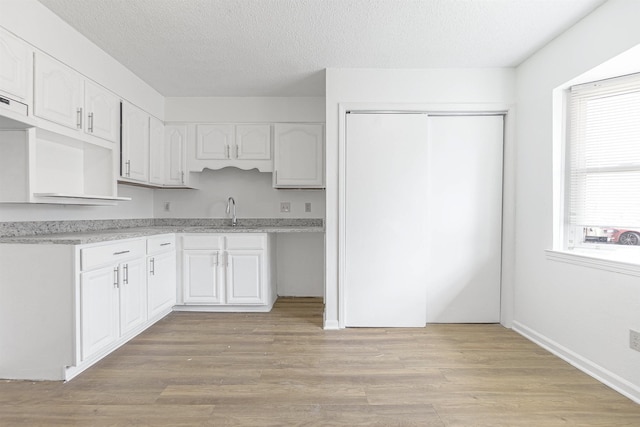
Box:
344 113 429 327
426 115 503 323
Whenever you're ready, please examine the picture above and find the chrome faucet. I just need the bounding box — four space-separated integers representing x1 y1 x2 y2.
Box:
226 197 237 226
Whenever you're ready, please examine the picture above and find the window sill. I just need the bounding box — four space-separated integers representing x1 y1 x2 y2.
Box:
545 249 640 277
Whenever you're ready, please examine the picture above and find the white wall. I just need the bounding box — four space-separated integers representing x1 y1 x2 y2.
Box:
154 168 324 219
514 0 640 401
0 0 164 118
165 96 324 123
324 68 516 328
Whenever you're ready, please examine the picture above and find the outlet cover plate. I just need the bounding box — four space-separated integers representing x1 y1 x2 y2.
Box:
280 202 291 213
630 330 640 352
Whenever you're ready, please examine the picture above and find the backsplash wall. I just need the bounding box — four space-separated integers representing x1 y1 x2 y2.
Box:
153 168 325 219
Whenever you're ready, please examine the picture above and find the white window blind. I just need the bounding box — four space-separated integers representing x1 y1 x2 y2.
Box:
568 73 640 230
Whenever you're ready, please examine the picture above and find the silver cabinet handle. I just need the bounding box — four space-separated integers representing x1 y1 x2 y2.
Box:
125 160 131 177
226 145 230 159
123 264 129 284
77 108 83 129
150 258 155 276
181 171 185 184
113 267 119 288
113 250 130 255
214 252 219 266
160 242 172 246
235 144 239 159
88 112 94 133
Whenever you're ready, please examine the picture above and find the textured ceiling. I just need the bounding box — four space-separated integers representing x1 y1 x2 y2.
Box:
37 0 606 97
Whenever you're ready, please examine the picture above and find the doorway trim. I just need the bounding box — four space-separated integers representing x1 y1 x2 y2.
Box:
336 102 516 329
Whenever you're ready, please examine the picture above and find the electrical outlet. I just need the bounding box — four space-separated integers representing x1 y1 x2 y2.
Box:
164 202 171 212
280 202 291 213
630 330 640 352
305 202 312 213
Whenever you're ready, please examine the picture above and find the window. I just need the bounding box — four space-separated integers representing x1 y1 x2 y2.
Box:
565 73 640 260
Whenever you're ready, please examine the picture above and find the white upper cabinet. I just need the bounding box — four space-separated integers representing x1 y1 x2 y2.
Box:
273 123 324 188
121 102 150 183
190 123 272 172
0 27 31 103
84 81 119 143
196 124 233 160
34 53 119 143
165 124 187 186
149 115 165 185
235 124 271 160
34 52 83 130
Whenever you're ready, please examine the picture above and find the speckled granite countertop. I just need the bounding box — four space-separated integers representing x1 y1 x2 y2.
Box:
0 218 324 245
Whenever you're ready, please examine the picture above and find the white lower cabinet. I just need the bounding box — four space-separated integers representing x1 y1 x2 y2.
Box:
180 233 276 311
80 256 147 362
147 235 177 318
0 231 280 381
183 249 223 303
79 265 119 361
226 250 265 305
79 240 148 362
118 257 147 336
0 235 178 381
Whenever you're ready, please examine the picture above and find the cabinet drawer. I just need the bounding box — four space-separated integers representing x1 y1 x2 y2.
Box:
81 239 146 271
226 234 266 250
147 234 176 255
182 235 224 250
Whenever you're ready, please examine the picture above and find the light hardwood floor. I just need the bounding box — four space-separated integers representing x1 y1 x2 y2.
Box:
1 298 639 426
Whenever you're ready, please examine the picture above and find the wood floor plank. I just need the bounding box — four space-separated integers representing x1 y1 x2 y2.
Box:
0 297 639 426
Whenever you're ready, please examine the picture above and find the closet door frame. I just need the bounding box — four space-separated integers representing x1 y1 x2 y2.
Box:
336 102 516 329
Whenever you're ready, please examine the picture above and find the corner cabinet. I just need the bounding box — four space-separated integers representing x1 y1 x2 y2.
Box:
121 102 150 183
164 124 188 186
147 235 177 318
273 123 324 188
179 233 276 312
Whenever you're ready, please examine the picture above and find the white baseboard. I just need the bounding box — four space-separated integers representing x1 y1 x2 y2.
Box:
513 321 640 404
323 319 340 330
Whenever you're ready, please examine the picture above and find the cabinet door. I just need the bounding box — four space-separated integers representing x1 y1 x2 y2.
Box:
119 258 147 335
34 53 83 130
225 250 264 304
148 251 176 318
236 124 271 160
0 27 30 101
273 123 324 188
183 250 222 304
149 116 165 185
84 81 119 143
121 102 149 182
196 124 232 160
165 125 187 186
80 266 119 361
